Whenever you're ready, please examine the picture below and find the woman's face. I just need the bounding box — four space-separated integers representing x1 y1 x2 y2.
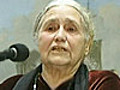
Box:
38 6 86 67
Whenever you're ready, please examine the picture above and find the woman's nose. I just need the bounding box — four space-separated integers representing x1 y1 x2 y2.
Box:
54 26 67 42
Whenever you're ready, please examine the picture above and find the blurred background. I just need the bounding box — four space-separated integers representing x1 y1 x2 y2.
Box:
0 0 120 83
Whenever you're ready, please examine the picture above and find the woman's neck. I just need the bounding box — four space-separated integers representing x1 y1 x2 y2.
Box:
41 62 81 89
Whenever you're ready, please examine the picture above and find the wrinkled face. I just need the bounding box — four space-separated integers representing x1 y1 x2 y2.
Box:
38 6 86 66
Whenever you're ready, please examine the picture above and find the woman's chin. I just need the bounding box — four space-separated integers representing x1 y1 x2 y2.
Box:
47 57 71 66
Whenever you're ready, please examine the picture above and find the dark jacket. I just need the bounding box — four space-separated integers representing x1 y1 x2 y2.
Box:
0 64 120 90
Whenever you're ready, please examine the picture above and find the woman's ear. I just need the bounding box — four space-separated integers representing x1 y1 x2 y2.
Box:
84 36 93 56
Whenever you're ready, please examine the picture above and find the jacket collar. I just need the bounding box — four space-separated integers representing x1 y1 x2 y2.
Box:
13 64 88 90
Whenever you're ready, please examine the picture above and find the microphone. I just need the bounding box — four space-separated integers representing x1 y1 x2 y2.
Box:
0 43 29 62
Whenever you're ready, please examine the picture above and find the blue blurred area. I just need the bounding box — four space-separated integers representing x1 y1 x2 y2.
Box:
0 0 119 29
0 0 34 29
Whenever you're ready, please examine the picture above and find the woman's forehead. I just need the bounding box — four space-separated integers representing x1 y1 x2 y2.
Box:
41 5 82 24
44 5 80 16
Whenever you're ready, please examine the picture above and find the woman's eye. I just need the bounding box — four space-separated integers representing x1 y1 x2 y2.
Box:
65 24 79 35
66 26 77 33
46 24 59 32
67 27 75 32
48 26 55 31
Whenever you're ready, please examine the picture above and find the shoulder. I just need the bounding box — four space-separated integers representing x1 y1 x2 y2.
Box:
0 74 23 90
89 70 120 90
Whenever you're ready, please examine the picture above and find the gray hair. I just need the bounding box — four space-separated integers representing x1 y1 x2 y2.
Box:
33 0 94 41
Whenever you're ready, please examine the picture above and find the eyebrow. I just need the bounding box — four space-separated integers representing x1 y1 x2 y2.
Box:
42 18 59 26
43 18 80 25
65 18 82 29
38 18 59 31
65 18 85 34
40 17 82 31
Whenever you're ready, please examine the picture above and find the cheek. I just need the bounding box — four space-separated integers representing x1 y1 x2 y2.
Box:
70 36 85 48
38 33 53 53
69 36 85 57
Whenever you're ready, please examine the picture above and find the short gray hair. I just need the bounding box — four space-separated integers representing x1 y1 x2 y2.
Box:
33 0 94 41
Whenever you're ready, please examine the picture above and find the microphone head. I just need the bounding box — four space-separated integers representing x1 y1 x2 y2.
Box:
9 43 29 62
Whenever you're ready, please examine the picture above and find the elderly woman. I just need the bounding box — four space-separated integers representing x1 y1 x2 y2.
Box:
0 0 120 90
